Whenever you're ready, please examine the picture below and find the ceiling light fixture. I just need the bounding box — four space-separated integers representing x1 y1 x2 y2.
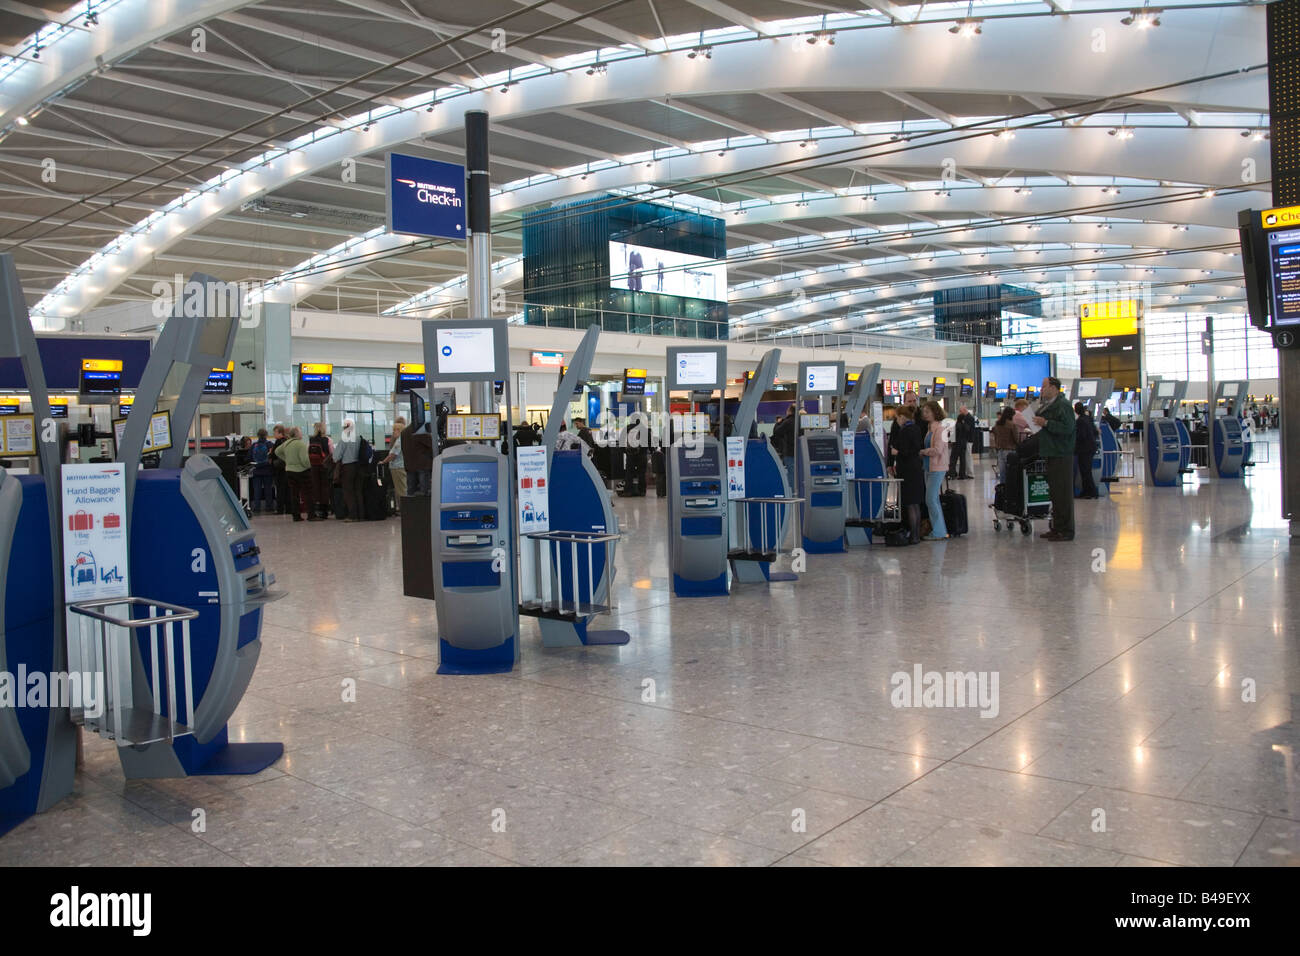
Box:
687 45 712 59
1203 188 1216 198
949 19 983 38
1120 6 1163 28
1108 126 1135 140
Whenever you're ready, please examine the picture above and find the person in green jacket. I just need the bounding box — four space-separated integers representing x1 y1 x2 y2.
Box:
275 426 314 522
1033 376 1077 541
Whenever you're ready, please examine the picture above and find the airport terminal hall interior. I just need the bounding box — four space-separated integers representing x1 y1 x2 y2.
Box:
3 0 1300 881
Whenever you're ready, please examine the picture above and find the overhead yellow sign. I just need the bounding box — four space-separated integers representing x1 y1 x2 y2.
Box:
81 359 123 372
300 362 333 375
1261 205 1300 229
398 363 425 374
1080 300 1140 338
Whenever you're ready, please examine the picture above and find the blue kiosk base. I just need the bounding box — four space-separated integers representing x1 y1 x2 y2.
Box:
538 616 630 647
437 636 518 675
672 572 729 597
191 742 285 776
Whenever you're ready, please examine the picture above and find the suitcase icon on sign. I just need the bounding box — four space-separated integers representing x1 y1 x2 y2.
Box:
68 510 93 531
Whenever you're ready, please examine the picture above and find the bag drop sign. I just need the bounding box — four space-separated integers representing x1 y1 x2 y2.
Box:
516 446 549 533
61 464 130 603
726 436 746 500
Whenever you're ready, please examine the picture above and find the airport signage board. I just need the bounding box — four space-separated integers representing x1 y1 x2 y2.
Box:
61 462 130 604
725 436 745 500
516 446 549 533
385 152 466 240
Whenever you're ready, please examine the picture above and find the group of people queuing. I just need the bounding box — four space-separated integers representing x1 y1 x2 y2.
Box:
242 417 434 522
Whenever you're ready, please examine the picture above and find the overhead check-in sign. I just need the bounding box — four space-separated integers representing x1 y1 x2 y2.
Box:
386 152 466 240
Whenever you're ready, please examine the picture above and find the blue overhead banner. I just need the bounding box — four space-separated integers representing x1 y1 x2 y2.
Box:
386 152 466 240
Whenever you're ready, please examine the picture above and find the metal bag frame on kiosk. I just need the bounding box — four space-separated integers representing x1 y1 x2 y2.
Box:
796 360 847 553
1143 378 1188 487
421 318 520 673
1211 380 1249 479
1069 377 1116 497
0 254 76 832
522 324 628 647
112 274 285 778
665 344 729 597
727 348 802 584
843 363 884 546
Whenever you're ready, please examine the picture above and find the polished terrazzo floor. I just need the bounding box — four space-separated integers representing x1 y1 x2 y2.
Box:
3 443 1297 866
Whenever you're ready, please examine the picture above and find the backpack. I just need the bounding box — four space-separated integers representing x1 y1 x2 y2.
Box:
250 440 270 466
308 438 328 467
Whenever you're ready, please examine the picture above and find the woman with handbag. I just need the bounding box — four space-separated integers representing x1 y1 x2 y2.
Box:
890 405 926 544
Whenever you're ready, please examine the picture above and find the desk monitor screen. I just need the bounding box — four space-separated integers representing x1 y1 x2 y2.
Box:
984 382 997 399
203 363 234 395
297 363 333 400
622 368 647 396
799 413 829 430
1077 380 1098 398
80 359 122 397
395 363 426 394
440 460 498 505
50 401 68 419
932 377 946 397
1155 381 1178 399
677 444 720 478
806 435 840 462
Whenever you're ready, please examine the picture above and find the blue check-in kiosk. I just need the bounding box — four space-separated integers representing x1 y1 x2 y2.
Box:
842 363 884 546
1144 379 1188 487
665 345 729 597
795 360 846 553
110 282 284 778
122 456 284 776
422 318 520 672
1211 380 1248 479
0 256 77 832
1070 377 1115 497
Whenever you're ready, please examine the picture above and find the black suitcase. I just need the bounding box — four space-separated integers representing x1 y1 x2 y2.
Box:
332 485 348 520
940 488 968 537
993 481 1022 516
652 449 667 498
363 475 387 520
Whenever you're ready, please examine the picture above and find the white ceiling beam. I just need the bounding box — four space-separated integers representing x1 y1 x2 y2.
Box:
680 0 776 36
509 0 662 52
883 91 957 127
760 92 860 133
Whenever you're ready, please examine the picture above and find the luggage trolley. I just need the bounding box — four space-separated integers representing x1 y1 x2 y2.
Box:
991 457 1051 535
849 477 903 542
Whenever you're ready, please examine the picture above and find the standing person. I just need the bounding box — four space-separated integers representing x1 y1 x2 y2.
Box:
917 401 950 541
1074 402 1100 500
771 404 797 487
380 417 407 512
887 390 921 475
270 424 289 514
333 418 367 522
1034 377 1077 541
890 405 926 544
990 407 1019 485
402 423 434 496
949 405 975 479
279 426 313 521
307 422 333 519
1012 399 1035 441
248 428 275 515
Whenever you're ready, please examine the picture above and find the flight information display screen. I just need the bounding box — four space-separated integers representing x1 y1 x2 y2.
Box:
395 363 426 394
297 363 333 400
677 444 720 478
1267 227 1300 326
440 460 498 504
79 359 122 397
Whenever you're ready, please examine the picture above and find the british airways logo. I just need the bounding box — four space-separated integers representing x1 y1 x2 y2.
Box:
395 178 463 208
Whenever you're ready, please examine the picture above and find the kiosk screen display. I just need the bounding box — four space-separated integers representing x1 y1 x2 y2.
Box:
1077 380 1098 398
199 474 250 538
1222 382 1239 397
806 435 840 462
804 365 839 394
441 460 498 504
1155 381 1178 399
677 445 720 478
674 351 719 388
436 327 496 375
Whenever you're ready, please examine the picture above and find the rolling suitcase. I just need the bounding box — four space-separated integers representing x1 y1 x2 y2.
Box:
940 483 968 537
363 475 387 520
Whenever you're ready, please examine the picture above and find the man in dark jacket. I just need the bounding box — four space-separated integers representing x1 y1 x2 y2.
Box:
1074 402 1100 499
949 406 975 479
401 425 435 495
1035 377 1077 540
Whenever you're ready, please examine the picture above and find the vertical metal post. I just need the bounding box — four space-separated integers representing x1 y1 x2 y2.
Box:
466 110 493 415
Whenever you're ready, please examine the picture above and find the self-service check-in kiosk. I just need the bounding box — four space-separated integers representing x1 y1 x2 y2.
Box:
843 363 884 546
111 278 284 777
727 349 798 583
1070 378 1115 497
796 360 846 553
1211 380 1248 479
523 325 627 647
666 345 729 597
1144 379 1187 487
422 318 520 673
0 256 76 832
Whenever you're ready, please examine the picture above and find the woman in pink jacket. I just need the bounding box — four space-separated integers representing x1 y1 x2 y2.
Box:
918 401 950 540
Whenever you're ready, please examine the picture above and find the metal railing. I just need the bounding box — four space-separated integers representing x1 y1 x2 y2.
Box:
68 598 198 748
850 477 902 525
731 496 804 561
520 530 621 618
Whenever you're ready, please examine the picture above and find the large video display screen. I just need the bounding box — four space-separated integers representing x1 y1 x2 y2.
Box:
609 242 726 301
